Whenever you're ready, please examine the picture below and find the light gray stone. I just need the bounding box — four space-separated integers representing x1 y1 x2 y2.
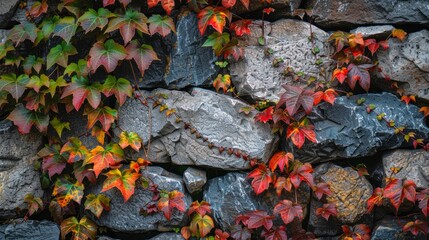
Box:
183 167 207 194
88 166 191 233
0 220 60 240
0 0 19 28
116 88 278 170
0 120 43 219
377 30 429 100
350 25 395 39
383 149 429 189
148 232 184 240
230 19 333 101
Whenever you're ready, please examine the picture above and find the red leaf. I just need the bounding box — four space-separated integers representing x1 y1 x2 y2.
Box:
84 105 118 132
347 64 372 92
222 0 236 8
230 20 251 36
215 229 230 240
416 189 429 217
268 151 294 172
272 108 290 124
403 220 428 236
126 40 159 77
255 106 274 123
84 143 124 178
313 88 338 105
61 76 101 111
401 95 416 105
289 163 314 189
379 40 389 49
364 38 379 56
341 224 371 240
274 176 292 196
261 226 287 240
7 104 49 134
278 85 314 116
273 200 303 225
197 7 231 35
105 9 149 45
246 210 274 230
332 67 348 84
188 200 211 216
103 0 115 7
28 0 48 18
230 224 251 240
158 190 186 221
313 182 332 200
247 164 272 195
263 8 275 15
384 179 416 212
239 0 249 9
286 118 317 149
316 203 337 221
366 187 384 213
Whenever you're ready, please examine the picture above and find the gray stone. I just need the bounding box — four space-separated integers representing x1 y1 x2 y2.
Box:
294 93 429 162
96 236 120 240
308 0 429 28
230 19 333 101
0 220 60 240
0 0 19 28
377 30 429 101
0 120 43 219
203 172 310 231
232 0 300 19
383 149 429 189
88 166 191 233
116 88 278 170
350 25 395 39
307 198 342 236
371 215 427 240
183 167 207 194
148 232 184 240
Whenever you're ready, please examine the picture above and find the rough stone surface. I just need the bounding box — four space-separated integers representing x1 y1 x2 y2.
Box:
294 93 429 162
383 149 429 189
377 30 429 101
230 19 333 101
0 220 60 240
183 167 207 194
232 0 300 20
312 163 373 224
116 88 278 170
97 236 120 240
0 120 43 219
0 0 19 28
148 232 184 240
204 172 310 231
371 215 427 240
308 0 429 28
350 25 395 39
88 166 192 233
307 198 342 236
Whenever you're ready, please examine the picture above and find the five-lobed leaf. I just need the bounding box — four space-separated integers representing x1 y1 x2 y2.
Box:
89 39 127 73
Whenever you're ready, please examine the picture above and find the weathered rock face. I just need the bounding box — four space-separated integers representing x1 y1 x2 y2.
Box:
0 0 19 28
383 149 429 189
230 19 333 101
0 220 60 240
0 121 43 219
350 25 395 39
148 232 184 240
377 30 429 101
88 166 191 233
183 167 207 194
203 172 310 231
308 0 429 28
232 0 300 19
294 93 429 162
116 88 278 170
371 215 427 240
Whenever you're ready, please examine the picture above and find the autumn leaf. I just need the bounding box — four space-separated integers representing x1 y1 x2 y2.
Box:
289 162 314 188
263 7 275 15
272 108 290 124
24 194 44 216
84 143 124 178
247 164 272 195
147 14 176 37
60 137 89 163
215 229 230 240
84 194 111 218
89 39 127 73
212 74 231 93
8 22 39 46
221 38 244 61
50 117 70 137
230 19 251 36
23 55 44 74
60 75 102 111
60 216 97 240
246 210 274 230
105 9 149 45
203 32 230 56
274 177 292 196
0 40 15 60
188 200 211 216
52 176 84 207
119 131 142 151
125 40 159 76
384 178 416 212
273 200 303 225
73 162 96 184
53 17 77 44
84 105 118 132
313 182 332 200
403 220 428 236
347 64 372 92
147 0 175 15
416 189 429 217
158 190 186 220
341 224 371 240
364 38 379 56
28 0 48 18
47 41 77 69
39 144 67 178
26 75 49 93
313 88 338 105
190 213 215 237
103 0 115 7
64 59 89 77
7 104 49 134
316 203 337 221
401 95 416 105
129 158 151 173
328 31 349 53
0 73 30 101
269 151 294 173
101 168 140 202
230 225 251 240
419 107 429 118
348 33 364 48
102 75 132 106
278 85 314 116
392 28 407 41
197 6 231 35
255 106 274 123
286 118 317 149
366 187 384 213
77 8 114 33
181 226 191 240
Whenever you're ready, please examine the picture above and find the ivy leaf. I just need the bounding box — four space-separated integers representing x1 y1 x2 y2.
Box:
222 0 236 8
332 67 348 84
269 151 294 173
22 55 43 74
0 74 30 101
102 75 132 106
39 144 67 178
60 216 97 240
147 0 175 15
84 105 118 131
273 200 303 225
384 178 416 212
47 41 77 69
392 28 407 41
347 63 372 92
261 226 287 240
39 16 59 40
119 131 142 151
52 176 85 207
230 20 251 36
240 0 250 9
125 40 159 76
0 40 15 60
416 189 429 217
313 88 338 105
61 75 102 111
7 104 49 134
27 75 50 93
367 187 384 213
28 0 48 18
212 74 231 93
84 194 111 218
278 85 314 116
64 59 89 77
47 77 67 97
215 229 230 240
23 90 46 111
89 39 127 73
103 0 115 7
8 22 39 46
197 6 231 35
73 162 96 184
60 137 89 163
230 225 251 240
289 162 314 188
147 14 176 37
316 203 337 221
24 194 44 216
255 106 274 124
78 8 114 33
247 164 272 195
340 224 371 240
403 220 428 236
158 190 186 220
313 182 332 200
364 38 379 56
202 32 230 56
246 210 274 230
221 38 244 60
286 118 317 149
274 177 292 196
105 9 149 45
91 125 106 145
190 214 215 238
188 200 211 216
0 91 9 109
53 17 77 44
50 117 70 137
101 168 140 202
84 143 124 178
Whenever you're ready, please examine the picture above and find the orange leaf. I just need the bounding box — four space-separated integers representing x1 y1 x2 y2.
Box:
255 106 274 123
268 151 294 172
392 28 407 41
158 190 186 220
286 118 316 149
197 7 231 35
247 164 272 195
84 144 124 178
419 106 429 117
101 168 141 202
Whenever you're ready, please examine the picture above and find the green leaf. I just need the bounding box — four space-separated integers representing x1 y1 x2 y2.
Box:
7 104 49 134
26 74 50 92
52 175 85 207
64 59 89 77
53 17 77 44
0 40 15 60
102 75 132 106
89 39 127 73
258 36 265 46
47 41 77 69
40 16 60 40
147 14 176 37
60 75 102 111
50 117 70 137
202 32 230 56
47 77 67 97
8 22 39 46
78 8 114 33
60 216 97 240
84 194 111 218
105 9 149 45
22 55 44 74
0 73 30 101
125 40 159 76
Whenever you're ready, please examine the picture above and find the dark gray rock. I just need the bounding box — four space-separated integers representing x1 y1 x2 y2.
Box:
307 198 343 236
0 0 19 28
88 166 191 233
0 220 60 240
116 88 278 170
183 167 207 194
377 30 429 101
383 149 429 189
0 120 43 219
371 215 427 240
308 0 429 28
295 93 429 162
148 232 184 240
232 0 300 20
203 172 310 231
97 236 120 240
350 25 395 39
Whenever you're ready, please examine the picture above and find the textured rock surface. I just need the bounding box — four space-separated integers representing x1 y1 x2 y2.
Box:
0 220 60 240
88 166 191 232
0 121 43 219
377 30 429 100
230 19 333 101
116 88 278 170
371 215 427 240
312 163 373 223
307 198 342 236
294 93 429 162
183 167 207 194
232 0 300 19
148 232 184 240
308 0 429 28
350 25 395 39
0 0 19 28
204 172 310 230
383 149 429 189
